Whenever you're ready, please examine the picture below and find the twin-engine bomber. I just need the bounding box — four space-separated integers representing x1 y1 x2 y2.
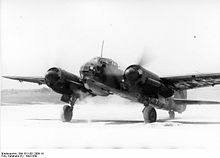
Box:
3 56 220 123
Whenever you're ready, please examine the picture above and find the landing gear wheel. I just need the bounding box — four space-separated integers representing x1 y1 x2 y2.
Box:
62 105 73 122
142 106 157 123
169 110 175 119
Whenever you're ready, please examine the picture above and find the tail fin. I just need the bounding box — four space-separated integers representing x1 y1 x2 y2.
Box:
173 90 187 113
173 90 220 105
172 90 220 113
174 90 187 99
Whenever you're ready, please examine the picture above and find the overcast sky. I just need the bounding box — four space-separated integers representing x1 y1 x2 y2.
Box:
1 0 220 89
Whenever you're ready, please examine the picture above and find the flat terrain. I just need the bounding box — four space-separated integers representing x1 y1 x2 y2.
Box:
1 97 220 149
1 88 63 105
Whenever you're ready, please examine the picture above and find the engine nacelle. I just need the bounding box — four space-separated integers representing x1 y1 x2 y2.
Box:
45 67 83 95
124 65 143 81
123 65 174 98
124 65 160 83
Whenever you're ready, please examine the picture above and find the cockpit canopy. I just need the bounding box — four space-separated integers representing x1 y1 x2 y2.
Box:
90 57 118 68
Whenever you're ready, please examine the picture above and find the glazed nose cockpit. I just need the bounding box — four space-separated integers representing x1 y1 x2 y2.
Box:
80 64 98 79
79 57 115 79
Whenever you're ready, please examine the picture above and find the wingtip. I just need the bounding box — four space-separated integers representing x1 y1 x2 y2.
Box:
2 76 13 79
2 76 9 78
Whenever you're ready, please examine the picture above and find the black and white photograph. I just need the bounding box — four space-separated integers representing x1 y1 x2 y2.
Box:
1 0 220 156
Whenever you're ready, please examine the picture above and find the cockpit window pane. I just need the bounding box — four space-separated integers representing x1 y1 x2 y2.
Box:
90 57 118 67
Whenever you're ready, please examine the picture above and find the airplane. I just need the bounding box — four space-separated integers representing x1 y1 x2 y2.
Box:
2 52 220 123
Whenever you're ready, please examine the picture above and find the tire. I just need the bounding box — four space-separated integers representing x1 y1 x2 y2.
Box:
61 105 73 122
142 106 157 123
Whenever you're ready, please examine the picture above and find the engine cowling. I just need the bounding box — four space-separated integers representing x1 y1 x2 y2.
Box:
45 67 83 95
45 67 62 86
124 65 161 85
123 65 174 98
124 65 143 82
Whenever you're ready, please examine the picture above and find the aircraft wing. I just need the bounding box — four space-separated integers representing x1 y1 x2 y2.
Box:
2 76 45 85
161 73 220 90
173 98 220 105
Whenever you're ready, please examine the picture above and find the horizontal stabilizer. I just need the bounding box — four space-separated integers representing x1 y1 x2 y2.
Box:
173 98 220 105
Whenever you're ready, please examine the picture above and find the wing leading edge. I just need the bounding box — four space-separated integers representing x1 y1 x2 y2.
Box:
2 76 45 85
161 73 220 90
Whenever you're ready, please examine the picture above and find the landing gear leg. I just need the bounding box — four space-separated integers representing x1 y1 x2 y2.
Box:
142 103 157 123
61 95 78 122
168 110 175 119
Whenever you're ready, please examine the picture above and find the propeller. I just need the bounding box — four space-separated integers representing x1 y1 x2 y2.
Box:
100 48 154 89
104 47 154 77
136 47 154 67
43 51 68 72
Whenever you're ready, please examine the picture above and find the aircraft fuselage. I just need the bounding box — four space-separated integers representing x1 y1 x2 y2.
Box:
79 57 174 104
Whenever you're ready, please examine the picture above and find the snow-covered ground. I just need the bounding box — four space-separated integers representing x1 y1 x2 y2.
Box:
1 102 220 149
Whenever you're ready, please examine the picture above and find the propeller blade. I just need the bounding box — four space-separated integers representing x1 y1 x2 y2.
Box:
137 48 154 67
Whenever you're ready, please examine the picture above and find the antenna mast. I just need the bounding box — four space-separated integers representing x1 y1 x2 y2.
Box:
100 40 104 57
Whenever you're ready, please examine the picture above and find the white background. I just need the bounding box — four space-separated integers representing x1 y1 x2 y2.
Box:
1 0 220 89
1 0 220 156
